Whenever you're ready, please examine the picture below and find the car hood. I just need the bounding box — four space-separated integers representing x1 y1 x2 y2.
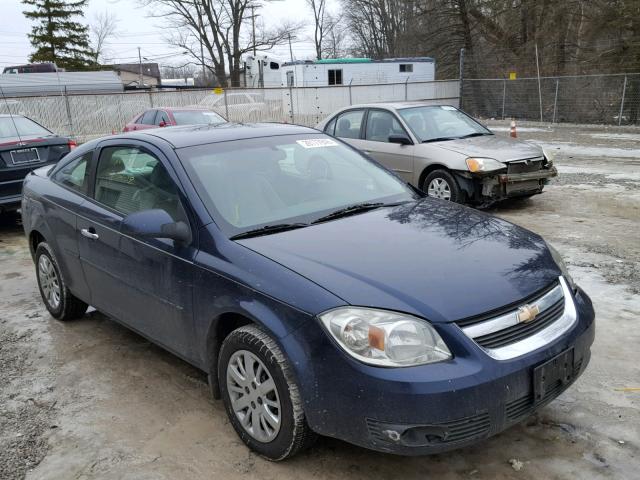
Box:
429 135 543 163
237 200 561 322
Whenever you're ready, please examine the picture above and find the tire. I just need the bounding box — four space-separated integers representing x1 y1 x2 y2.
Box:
218 325 316 461
35 242 88 321
423 169 464 203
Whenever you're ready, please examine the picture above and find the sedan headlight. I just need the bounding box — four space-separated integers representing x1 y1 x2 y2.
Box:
318 307 451 367
547 243 577 291
465 157 506 173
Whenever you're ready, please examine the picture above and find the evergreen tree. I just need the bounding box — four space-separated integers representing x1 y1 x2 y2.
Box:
22 0 96 70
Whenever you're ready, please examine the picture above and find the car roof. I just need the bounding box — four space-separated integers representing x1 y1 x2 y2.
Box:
116 122 320 148
154 106 219 112
338 101 456 111
0 114 25 118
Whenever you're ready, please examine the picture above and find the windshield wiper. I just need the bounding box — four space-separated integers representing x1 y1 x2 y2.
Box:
312 202 393 224
422 136 457 143
459 132 493 139
230 223 309 240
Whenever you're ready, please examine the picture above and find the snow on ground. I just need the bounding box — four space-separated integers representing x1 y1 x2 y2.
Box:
529 141 640 159
583 133 640 142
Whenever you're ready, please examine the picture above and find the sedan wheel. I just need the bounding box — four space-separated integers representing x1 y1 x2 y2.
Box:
218 325 316 460
423 169 464 203
227 350 281 442
38 254 61 310
428 177 452 200
35 242 88 320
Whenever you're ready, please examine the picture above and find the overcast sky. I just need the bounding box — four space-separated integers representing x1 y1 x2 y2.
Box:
0 0 336 70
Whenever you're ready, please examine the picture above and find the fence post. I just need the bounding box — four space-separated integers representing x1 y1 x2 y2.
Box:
224 89 229 120
619 75 628 126
405 76 410 101
501 79 506 119
288 85 295 123
535 43 543 122
63 86 73 137
148 90 154 108
459 48 465 109
552 78 559 123
348 79 353 106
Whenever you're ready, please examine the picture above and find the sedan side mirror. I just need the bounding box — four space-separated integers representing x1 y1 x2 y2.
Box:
159 120 167 127
122 209 191 244
388 133 413 145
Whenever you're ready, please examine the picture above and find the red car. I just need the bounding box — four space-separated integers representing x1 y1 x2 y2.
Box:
123 107 226 132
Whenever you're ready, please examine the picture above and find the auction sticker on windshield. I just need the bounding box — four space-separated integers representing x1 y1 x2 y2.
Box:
297 138 338 149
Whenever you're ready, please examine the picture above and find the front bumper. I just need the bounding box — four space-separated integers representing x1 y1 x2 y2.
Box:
456 166 558 203
285 286 594 455
481 166 558 199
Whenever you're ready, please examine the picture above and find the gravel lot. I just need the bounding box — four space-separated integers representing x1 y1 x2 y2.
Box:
1 121 638 480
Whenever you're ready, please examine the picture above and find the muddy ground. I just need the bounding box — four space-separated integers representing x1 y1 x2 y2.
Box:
1 122 638 480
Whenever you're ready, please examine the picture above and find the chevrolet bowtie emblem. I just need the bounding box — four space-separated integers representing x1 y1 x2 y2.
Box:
517 304 540 323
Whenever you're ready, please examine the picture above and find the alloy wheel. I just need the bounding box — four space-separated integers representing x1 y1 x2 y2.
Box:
38 255 61 310
226 350 281 442
427 177 452 200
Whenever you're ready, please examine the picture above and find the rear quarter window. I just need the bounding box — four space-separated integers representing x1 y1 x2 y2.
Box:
51 151 92 195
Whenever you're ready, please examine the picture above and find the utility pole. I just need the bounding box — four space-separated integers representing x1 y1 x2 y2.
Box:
198 14 206 87
251 5 257 56
288 33 294 62
138 47 143 87
535 43 543 122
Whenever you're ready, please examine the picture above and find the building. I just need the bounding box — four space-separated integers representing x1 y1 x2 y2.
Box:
244 56 436 88
0 71 123 97
108 63 161 88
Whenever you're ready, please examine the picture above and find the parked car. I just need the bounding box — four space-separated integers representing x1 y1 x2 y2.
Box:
0 114 75 213
200 92 279 121
123 107 225 132
22 123 594 460
316 103 557 204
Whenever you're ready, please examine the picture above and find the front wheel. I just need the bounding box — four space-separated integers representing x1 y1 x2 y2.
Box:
218 325 316 461
423 169 464 203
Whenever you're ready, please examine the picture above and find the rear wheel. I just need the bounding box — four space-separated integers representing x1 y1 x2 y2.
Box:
423 169 464 203
35 242 88 320
218 325 316 460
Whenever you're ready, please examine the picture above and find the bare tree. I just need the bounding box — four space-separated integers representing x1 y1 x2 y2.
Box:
90 10 119 64
306 0 327 60
143 0 302 87
322 12 349 59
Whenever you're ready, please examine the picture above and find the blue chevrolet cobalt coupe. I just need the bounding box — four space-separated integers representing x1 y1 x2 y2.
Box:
21 123 594 460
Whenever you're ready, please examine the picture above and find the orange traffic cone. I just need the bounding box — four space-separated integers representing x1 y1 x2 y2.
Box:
510 120 517 138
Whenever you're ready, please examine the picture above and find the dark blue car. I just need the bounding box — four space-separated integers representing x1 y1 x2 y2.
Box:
21 123 595 460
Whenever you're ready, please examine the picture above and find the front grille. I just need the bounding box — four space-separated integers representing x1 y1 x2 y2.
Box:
507 158 544 174
506 360 583 422
456 279 567 354
474 298 564 349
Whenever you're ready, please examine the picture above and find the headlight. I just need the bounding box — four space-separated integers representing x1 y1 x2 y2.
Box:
465 157 506 173
318 307 451 367
547 243 576 291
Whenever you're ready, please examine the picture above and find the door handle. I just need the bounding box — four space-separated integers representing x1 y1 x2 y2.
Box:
80 228 99 240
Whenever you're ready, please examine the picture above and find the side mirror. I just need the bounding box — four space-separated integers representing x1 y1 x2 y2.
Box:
159 120 167 127
122 209 191 244
388 133 413 145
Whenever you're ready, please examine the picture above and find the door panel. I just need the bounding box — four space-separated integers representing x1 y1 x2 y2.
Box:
362 109 415 182
78 141 196 358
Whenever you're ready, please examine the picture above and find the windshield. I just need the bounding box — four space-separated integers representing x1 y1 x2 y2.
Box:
178 134 418 236
398 106 491 142
173 110 225 125
0 116 52 139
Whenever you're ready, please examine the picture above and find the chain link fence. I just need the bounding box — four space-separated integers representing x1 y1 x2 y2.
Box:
462 73 640 125
0 80 460 143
